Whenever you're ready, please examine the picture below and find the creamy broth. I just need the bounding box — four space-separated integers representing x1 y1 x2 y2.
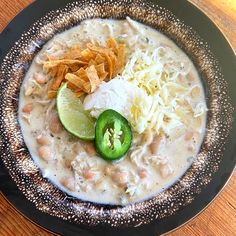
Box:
19 18 207 205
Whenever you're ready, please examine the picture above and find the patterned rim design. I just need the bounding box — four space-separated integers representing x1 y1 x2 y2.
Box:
0 0 234 228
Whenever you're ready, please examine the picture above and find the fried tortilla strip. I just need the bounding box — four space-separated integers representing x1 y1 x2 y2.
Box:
87 42 119 79
95 63 106 76
109 51 118 77
51 65 69 91
99 72 108 81
45 66 58 78
68 64 82 72
116 44 126 74
100 72 108 81
65 73 85 89
67 82 79 90
85 65 101 93
48 90 57 99
94 54 106 64
107 39 125 75
74 68 89 81
107 37 119 54
74 91 85 97
67 83 85 97
47 65 69 98
88 59 97 66
44 37 125 98
82 81 91 93
81 49 96 62
103 52 113 80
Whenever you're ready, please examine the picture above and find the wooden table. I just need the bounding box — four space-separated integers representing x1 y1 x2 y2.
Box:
0 0 235 235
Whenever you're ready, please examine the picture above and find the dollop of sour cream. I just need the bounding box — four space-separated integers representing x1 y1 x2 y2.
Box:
83 79 151 133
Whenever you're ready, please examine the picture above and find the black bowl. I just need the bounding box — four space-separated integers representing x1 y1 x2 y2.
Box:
0 0 235 235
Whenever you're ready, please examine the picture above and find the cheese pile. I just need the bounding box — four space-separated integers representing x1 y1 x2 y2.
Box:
84 47 206 134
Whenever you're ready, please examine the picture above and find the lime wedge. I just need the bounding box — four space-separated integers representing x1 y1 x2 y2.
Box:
57 83 95 140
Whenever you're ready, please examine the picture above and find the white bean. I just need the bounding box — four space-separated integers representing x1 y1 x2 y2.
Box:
122 22 132 35
49 114 63 134
83 170 96 181
149 135 162 155
138 169 148 179
194 117 202 129
104 166 113 176
187 73 195 81
64 159 72 169
34 72 47 84
22 103 33 113
190 86 200 99
187 143 195 153
73 143 83 154
160 164 173 178
141 130 154 145
84 143 96 156
184 131 194 141
38 146 53 161
177 74 186 84
112 171 128 187
36 134 52 145
60 177 75 191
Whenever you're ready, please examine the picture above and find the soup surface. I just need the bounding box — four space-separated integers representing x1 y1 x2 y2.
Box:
19 18 207 205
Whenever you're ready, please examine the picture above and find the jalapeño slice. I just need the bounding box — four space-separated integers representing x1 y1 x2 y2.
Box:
95 109 132 161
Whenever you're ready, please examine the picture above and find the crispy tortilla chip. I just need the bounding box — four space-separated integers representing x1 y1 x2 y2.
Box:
47 66 68 99
48 90 57 99
88 59 97 66
46 67 58 78
94 54 106 64
116 44 126 74
81 49 95 61
95 63 106 75
74 91 85 97
51 65 69 91
67 82 79 90
86 65 100 93
107 37 118 54
47 65 69 98
109 52 118 77
67 64 81 72
99 72 108 81
103 53 114 80
67 85 85 97
44 37 126 98
65 73 85 89
74 68 89 81
47 80 57 99
82 81 91 93
87 42 119 79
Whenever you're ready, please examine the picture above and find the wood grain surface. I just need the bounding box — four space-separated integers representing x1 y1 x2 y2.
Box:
0 0 235 235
